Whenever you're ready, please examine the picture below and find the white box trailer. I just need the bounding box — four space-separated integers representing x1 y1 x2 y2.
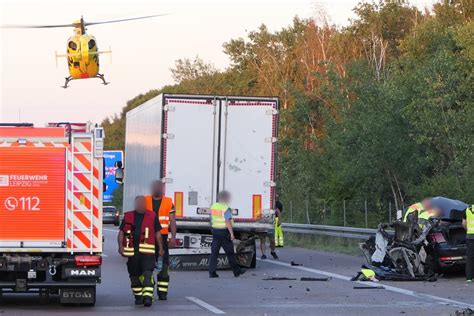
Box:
123 94 278 269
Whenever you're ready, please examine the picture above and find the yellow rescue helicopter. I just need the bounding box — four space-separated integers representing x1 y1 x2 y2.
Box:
2 15 166 88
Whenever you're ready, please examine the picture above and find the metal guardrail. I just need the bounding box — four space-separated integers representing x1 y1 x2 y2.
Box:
283 223 377 240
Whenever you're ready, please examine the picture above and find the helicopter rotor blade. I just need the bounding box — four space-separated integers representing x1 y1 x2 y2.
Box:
84 14 169 26
1 23 75 29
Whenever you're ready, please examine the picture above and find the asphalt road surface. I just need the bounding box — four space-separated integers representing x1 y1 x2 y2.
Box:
0 226 472 315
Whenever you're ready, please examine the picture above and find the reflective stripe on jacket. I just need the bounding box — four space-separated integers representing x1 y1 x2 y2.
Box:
121 211 156 256
145 195 173 235
211 202 229 229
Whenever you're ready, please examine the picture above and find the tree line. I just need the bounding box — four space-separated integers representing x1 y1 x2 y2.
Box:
102 0 473 223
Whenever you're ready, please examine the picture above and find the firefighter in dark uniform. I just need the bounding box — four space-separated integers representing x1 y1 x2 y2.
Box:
118 196 164 307
145 181 177 300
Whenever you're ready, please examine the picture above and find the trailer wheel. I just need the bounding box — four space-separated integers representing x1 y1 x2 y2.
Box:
250 239 257 269
250 251 257 269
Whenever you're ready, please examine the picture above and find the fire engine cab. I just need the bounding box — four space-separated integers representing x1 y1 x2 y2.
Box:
0 123 104 305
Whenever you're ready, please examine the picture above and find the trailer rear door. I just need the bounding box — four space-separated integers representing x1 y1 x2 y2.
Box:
0 147 66 247
163 96 219 219
220 98 278 221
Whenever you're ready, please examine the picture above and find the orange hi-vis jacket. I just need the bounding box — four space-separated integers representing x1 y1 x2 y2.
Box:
145 195 173 235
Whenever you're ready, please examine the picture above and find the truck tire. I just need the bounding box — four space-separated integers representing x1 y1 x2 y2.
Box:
250 251 257 269
250 239 257 269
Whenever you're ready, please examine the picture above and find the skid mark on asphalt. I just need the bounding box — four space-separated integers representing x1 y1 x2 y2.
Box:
259 259 474 309
186 296 225 314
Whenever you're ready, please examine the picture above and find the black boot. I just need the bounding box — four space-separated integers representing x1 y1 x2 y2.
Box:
134 296 143 305
158 293 168 301
143 296 153 307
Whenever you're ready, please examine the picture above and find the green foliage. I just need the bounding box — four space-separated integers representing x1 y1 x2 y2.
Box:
102 1 474 225
111 185 123 213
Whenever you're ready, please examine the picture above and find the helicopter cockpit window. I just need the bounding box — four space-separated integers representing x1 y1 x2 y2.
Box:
88 39 96 50
68 41 77 50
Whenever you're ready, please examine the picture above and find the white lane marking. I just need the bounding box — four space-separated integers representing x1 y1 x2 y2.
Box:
259 259 474 309
186 296 226 314
102 254 108 257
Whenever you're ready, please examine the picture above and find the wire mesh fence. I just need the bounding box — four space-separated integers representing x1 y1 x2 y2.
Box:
281 197 398 228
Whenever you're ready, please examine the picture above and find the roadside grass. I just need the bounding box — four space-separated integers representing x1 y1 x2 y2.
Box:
284 232 363 256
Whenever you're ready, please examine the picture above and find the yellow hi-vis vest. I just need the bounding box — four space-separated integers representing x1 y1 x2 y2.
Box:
211 202 229 229
403 202 424 221
466 205 474 236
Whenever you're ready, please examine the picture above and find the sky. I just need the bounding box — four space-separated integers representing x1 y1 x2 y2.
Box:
0 0 437 125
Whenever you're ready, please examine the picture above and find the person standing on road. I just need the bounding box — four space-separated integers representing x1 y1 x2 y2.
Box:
462 204 474 283
260 197 282 260
118 196 164 307
209 190 246 278
274 197 284 247
145 181 176 300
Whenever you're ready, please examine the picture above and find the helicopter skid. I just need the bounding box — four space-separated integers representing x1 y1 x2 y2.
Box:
61 74 109 88
61 76 73 89
96 73 110 85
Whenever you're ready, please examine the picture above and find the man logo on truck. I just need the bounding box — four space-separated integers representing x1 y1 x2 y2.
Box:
70 269 97 276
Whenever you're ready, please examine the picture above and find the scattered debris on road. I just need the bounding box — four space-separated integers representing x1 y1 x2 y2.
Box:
300 277 330 281
291 261 302 266
353 285 385 290
262 276 331 281
453 308 474 316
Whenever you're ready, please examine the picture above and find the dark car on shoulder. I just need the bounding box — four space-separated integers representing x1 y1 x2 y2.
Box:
103 205 120 226
425 197 468 270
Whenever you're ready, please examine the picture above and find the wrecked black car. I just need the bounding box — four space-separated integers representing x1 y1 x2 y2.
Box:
358 212 439 281
357 197 468 281
427 197 468 270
